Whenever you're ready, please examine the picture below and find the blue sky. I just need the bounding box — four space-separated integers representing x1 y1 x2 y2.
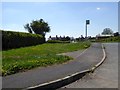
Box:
1 2 118 38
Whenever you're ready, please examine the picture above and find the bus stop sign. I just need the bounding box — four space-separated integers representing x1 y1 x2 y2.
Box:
86 20 90 24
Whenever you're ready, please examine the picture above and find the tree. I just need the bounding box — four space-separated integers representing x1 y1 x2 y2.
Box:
102 28 113 35
114 32 119 36
66 36 70 41
24 19 50 37
24 23 32 33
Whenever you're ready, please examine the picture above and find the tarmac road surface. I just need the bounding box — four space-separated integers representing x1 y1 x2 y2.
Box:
63 43 118 88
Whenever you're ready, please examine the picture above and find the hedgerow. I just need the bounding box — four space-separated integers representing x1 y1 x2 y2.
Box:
47 40 70 43
2 30 45 50
96 36 120 42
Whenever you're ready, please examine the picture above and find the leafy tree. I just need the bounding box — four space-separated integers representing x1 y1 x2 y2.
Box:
24 19 50 37
24 23 32 33
114 32 119 37
65 36 70 41
102 28 113 35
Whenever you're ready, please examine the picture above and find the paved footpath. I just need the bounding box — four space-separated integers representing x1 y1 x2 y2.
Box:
63 43 118 88
2 43 103 89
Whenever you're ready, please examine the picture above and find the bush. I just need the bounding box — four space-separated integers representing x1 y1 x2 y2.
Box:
47 40 70 43
2 30 45 50
96 36 120 42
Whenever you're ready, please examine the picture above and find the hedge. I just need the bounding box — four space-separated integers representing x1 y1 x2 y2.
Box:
96 36 120 42
2 30 45 50
47 40 70 43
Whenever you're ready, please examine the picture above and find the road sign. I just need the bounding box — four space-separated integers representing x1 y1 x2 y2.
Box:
85 20 90 38
86 20 90 24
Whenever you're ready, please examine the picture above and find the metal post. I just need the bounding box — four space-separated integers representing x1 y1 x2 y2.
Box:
85 20 90 39
86 23 87 38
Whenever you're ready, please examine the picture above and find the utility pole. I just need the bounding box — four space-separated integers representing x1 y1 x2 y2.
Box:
85 20 90 38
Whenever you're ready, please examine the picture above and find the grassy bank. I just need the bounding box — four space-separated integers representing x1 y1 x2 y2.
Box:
2 41 91 76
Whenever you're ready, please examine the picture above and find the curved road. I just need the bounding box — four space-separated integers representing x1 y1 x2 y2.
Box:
63 43 118 88
2 43 103 89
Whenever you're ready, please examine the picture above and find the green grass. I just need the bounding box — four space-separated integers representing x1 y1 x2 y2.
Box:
2 41 91 76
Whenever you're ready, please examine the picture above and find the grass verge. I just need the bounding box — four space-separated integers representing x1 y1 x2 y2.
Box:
2 41 91 76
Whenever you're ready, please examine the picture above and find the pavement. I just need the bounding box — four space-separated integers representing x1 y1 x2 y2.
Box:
0 77 1 90
2 43 103 89
62 43 118 88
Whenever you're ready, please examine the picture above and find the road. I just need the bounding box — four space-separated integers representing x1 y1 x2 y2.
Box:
63 43 118 88
2 43 103 89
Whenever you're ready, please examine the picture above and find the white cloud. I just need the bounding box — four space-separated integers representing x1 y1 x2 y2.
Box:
96 7 100 10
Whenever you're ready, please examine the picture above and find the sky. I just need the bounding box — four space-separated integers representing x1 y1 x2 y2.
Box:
1 2 118 39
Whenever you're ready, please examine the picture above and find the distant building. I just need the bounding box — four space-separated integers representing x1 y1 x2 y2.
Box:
48 35 73 41
96 34 113 39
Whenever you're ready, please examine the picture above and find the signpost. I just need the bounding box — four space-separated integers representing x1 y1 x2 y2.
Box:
85 20 90 38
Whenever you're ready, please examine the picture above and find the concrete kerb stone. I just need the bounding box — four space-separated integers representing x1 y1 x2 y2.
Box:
25 43 106 90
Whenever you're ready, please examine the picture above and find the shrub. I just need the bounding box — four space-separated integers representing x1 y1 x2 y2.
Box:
96 36 120 42
2 30 45 50
47 40 70 43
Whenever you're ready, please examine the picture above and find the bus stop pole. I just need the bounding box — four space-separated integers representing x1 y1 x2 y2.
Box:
86 23 87 38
